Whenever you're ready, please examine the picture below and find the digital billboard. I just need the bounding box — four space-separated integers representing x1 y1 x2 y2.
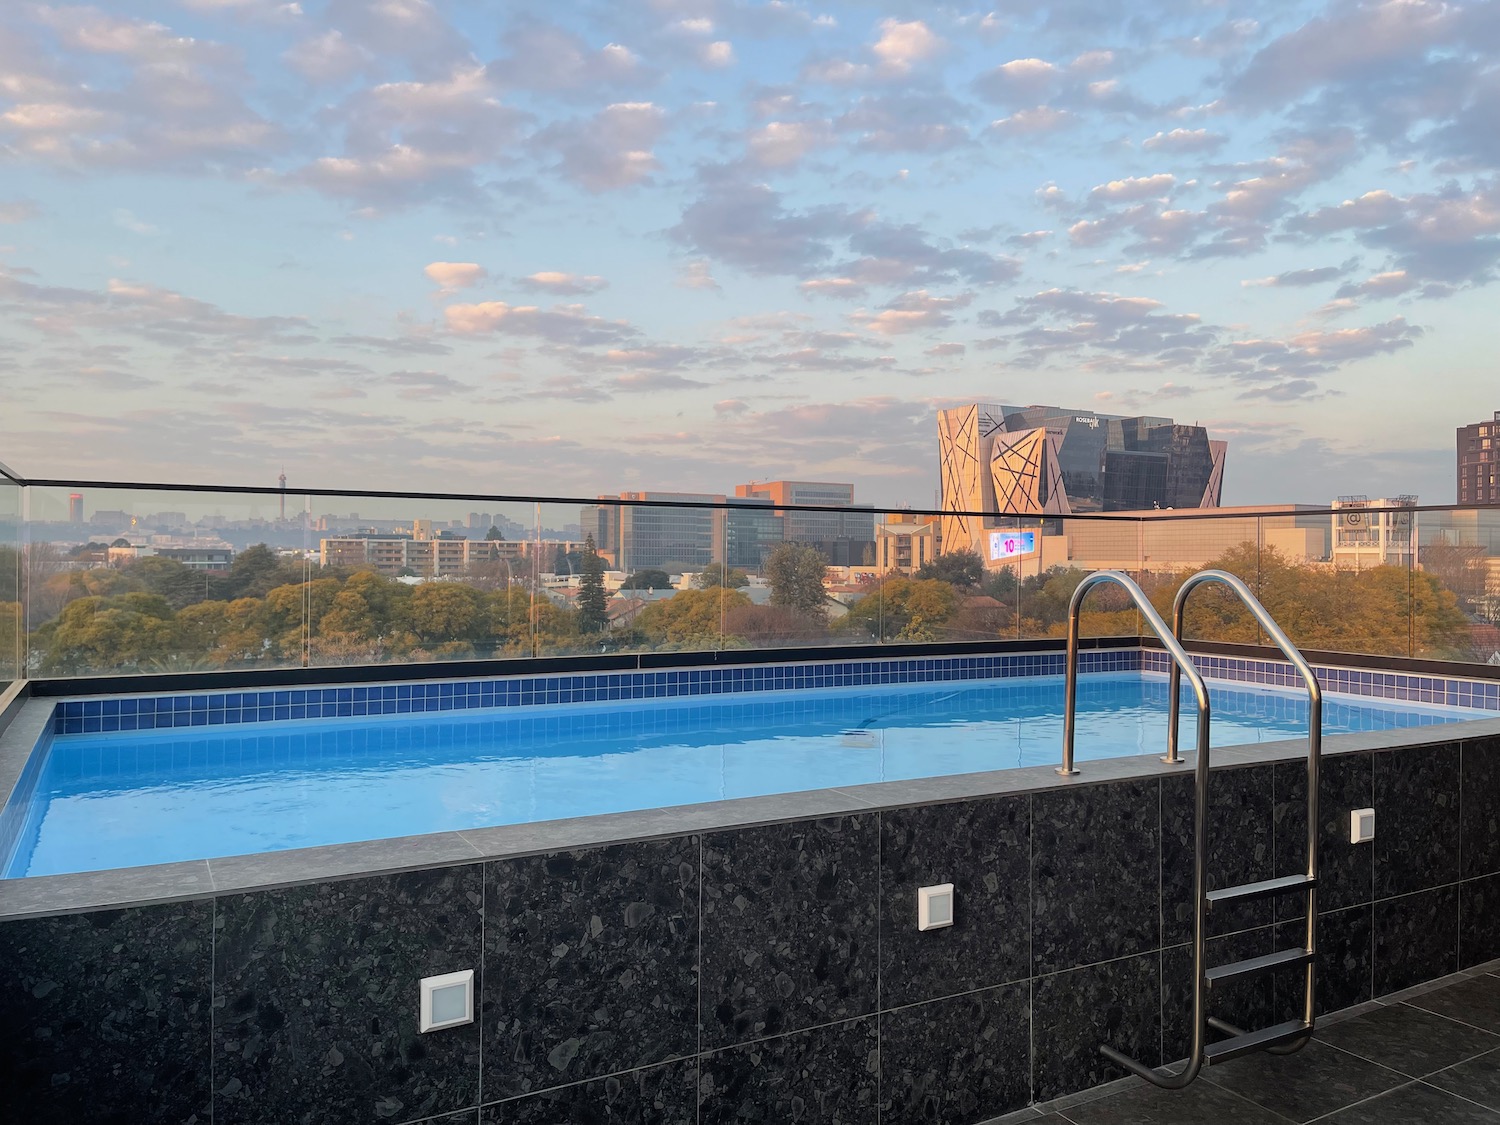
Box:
988 530 1036 560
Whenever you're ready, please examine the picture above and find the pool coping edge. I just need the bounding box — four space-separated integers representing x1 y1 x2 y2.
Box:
5 705 1500 922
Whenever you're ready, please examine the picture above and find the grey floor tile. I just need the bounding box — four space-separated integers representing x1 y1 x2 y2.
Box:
1426 1049 1500 1112
1203 1041 1405 1123
1407 974 1500 1033
1062 1079 1295 1124
1316 1001 1500 1076
1315 1080 1500 1124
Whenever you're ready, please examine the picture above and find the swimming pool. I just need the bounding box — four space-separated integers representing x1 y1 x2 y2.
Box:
6 670 1496 878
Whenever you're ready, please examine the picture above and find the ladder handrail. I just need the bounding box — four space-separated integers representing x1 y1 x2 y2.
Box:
1059 570 1212 776
1060 570 1211 1089
1168 569 1321 1033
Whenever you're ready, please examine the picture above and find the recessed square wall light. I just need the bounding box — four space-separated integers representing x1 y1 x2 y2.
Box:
420 969 474 1033
1350 808 1375 845
917 883 955 931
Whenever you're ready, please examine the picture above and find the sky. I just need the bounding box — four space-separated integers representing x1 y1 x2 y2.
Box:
0 0 1496 511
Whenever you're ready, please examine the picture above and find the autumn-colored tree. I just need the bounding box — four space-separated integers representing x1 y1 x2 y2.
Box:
844 578 959 641
636 588 751 648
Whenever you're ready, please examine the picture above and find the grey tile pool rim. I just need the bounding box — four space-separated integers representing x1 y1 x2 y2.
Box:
4 646 1500 921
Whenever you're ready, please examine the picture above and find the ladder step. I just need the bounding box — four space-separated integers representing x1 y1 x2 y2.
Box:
1206 947 1315 987
1205 1019 1313 1064
1207 874 1315 907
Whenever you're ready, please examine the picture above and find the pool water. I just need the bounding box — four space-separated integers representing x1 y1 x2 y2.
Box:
6 672 1494 877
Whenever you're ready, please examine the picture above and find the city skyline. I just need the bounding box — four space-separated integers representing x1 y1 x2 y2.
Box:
1 0 1497 507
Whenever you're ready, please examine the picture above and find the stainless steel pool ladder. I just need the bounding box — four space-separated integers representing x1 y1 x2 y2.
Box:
1058 569 1321 1090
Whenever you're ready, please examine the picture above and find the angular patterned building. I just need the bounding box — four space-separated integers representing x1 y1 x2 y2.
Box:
938 403 1226 560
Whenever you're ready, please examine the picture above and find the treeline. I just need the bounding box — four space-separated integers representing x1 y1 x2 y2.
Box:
0 539 1481 677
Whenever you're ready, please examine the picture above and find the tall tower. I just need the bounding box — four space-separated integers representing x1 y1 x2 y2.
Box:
278 469 287 520
68 492 84 523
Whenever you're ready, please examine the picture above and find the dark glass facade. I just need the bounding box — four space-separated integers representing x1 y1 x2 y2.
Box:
994 405 1222 514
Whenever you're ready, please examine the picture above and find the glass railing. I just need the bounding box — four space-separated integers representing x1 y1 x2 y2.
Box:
0 464 20 692
5 475 1500 680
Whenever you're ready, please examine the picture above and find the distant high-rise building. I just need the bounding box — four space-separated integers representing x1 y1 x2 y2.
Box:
1457 411 1500 504
278 470 287 520
581 492 724 572
68 492 83 523
937 403 1226 561
729 483 876 552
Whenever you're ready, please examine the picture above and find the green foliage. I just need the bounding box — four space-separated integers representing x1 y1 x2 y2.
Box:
621 568 673 590
765 543 830 624
576 534 609 634
484 526 504 541
844 578 959 641
635 588 751 648
915 550 985 589
693 563 749 590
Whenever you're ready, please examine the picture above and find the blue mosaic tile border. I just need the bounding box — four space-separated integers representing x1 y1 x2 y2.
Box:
50 649 1143 735
1139 650 1500 711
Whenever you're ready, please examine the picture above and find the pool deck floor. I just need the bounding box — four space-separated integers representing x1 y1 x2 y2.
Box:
991 960 1500 1125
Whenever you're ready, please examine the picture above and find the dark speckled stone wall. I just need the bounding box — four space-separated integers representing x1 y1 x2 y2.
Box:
0 900 212 1125
2 735 1492 1124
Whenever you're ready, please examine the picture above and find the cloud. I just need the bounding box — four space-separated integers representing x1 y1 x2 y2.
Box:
851 289 973 335
1141 128 1225 153
1089 174 1176 202
835 91 970 153
746 120 834 167
925 342 966 357
985 286 1217 370
614 372 709 392
1241 263 1354 287
423 261 487 291
870 19 944 71
676 260 720 291
490 19 644 94
1232 0 1457 108
1223 317 1424 377
974 58 1059 103
442 300 637 345
330 334 453 356
1335 269 1418 299
4 8 280 174
988 106 1073 137
838 222 1024 288
800 278 868 298
387 370 471 400
283 30 371 84
670 175 862 277
713 398 748 415
1290 190 1405 233
287 65 524 206
534 102 666 192
0 200 41 224
802 17 943 86
319 0 471 76
518 272 608 295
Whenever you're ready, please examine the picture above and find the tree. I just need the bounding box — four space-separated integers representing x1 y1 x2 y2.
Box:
693 563 749 590
636 588 751 648
485 526 504 541
576 534 608 633
622 568 673 590
403 583 487 647
844 577 959 641
764 543 830 625
916 549 986 589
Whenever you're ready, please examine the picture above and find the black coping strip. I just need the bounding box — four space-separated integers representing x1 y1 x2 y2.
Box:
4 712 1500 923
